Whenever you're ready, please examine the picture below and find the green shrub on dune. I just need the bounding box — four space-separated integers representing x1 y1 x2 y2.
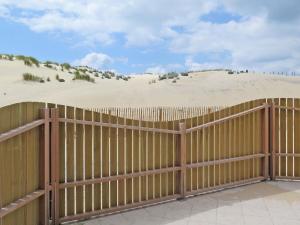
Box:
73 71 95 83
0 54 13 61
61 63 71 70
159 72 179 81
16 55 40 67
23 73 44 83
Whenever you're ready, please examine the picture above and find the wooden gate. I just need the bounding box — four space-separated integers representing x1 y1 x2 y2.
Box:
0 98 298 225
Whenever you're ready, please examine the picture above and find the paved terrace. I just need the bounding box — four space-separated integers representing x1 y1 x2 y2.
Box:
72 181 300 225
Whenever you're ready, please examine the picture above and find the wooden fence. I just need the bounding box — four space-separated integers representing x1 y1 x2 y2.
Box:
0 98 300 225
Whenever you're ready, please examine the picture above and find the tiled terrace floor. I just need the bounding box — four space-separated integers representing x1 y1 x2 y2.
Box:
72 181 300 225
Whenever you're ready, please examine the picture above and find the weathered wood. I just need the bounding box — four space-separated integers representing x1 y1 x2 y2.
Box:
39 109 50 225
4 99 300 225
270 102 276 180
178 123 186 199
50 108 60 225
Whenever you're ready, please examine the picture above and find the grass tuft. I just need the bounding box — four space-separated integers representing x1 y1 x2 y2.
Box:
61 63 71 70
23 73 44 83
159 72 179 81
16 55 40 67
73 71 95 83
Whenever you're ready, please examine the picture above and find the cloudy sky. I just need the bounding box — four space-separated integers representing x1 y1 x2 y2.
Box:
0 0 299 74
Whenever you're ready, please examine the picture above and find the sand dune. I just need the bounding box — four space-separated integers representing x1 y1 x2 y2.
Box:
1 59 300 108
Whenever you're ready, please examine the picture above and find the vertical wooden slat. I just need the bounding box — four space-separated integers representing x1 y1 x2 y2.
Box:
50 108 59 225
93 110 101 210
287 98 294 177
280 98 287 177
270 101 276 180
118 111 125 206
75 108 84 214
110 113 118 207
262 103 269 179
39 108 50 225
102 113 110 209
125 112 133 204
178 123 186 199
66 107 75 216
85 110 93 212
294 99 300 177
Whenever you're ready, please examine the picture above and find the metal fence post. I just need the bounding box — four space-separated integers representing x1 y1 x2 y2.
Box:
270 102 276 180
178 122 186 199
39 108 50 225
51 108 60 225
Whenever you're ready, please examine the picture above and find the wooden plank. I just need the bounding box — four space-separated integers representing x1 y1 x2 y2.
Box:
102 113 110 209
0 104 14 225
0 190 45 218
109 113 118 207
117 111 125 206
280 98 287 177
132 116 140 203
295 99 300 177
287 98 294 177
214 109 220 187
66 107 75 216
274 98 280 177
203 108 209 188
191 115 198 191
179 123 186 199
140 113 147 201
57 105 66 219
93 109 101 210
75 108 84 214
125 111 133 204
147 111 154 200
39 108 50 225
84 110 93 212
185 116 191 192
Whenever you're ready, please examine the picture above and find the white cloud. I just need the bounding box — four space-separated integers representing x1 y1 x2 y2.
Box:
145 63 184 74
185 57 229 71
0 1 300 72
145 66 167 74
73 52 113 70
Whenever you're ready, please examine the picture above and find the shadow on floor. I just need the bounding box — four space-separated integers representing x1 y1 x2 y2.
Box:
72 181 300 225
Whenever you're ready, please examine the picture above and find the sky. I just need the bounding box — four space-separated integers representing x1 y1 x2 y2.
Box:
0 0 299 74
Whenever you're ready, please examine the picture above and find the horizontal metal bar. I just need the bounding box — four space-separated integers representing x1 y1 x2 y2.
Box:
58 118 180 134
186 153 265 169
186 104 267 133
60 194 181 223
186 176 264 197
0 190 45 218
60 167 181 189
275 153 300 157
0 119 45 143
274 105 300 111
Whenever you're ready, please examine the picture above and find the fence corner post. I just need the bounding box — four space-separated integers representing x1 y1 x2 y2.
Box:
50 108 60 225
270 102 276 180
178 122 186 199
262 103 270 180
39 108 50 225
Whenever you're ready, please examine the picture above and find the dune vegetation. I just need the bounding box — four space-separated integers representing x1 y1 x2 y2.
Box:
16 55 40 67
23 73 44 83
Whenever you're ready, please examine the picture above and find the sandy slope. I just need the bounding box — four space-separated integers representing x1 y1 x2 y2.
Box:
1 59 300 108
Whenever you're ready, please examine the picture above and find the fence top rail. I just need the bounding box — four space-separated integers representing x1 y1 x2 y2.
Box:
274 105 300 111
0 119 45 143
58 118 180 134
186 104 268 133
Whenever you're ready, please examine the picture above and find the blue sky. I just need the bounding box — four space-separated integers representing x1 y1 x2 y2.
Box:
0 1 299 74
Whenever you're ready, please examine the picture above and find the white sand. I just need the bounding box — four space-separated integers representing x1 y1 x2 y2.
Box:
1 59 300 108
